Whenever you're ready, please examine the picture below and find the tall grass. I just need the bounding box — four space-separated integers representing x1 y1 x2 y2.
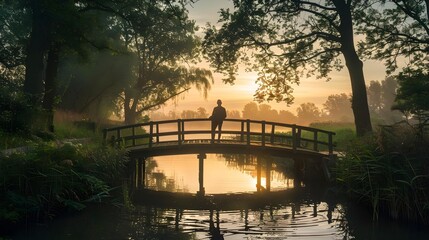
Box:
336 124 429 224
0 142 129 229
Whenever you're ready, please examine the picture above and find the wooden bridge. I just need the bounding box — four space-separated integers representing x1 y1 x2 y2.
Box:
103 118 336 195
103 118 335 159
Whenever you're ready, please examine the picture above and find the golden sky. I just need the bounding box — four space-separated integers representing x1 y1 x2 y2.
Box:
157 0 391 115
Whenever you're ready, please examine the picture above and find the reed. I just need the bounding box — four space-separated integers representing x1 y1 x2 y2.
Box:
335 125 429 224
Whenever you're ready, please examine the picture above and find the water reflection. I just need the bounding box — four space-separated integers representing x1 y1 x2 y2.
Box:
10 153 429 239
125 201 344 240
142 154 296 194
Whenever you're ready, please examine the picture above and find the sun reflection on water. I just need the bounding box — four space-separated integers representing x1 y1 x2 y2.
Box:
146 154 293 194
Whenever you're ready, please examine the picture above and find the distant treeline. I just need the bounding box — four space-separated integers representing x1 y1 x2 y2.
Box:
150 77 403 126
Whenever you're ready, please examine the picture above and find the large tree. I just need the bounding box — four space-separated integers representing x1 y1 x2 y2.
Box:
115 1 212 124
2 0 112 131
203 0 372 136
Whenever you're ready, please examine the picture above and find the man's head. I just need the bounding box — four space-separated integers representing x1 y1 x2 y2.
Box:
217 99 222 106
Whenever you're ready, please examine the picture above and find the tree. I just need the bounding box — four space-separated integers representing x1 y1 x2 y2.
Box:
367 77 403 123
359 0 429 74
227 110 241 119
203 0 372 136
323 93 353 122
296 103 321 125
112 1 213 124
258 104 278 122
242 102 259 119
1 0 122 131
181 110 197 119
196 107 208 118
278 110 297 124
367 80 382 115
394 69 429 122
58 51 133 121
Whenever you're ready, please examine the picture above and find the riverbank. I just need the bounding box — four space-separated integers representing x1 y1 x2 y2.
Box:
0 140 129 236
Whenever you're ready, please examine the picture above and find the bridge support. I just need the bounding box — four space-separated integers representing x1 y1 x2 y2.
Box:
136 157 146 189
197 153 206 196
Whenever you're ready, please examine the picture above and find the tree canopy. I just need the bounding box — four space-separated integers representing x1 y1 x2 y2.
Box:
203 0 372 136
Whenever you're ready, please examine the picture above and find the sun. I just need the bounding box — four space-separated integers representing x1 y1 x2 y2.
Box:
237 72 259 95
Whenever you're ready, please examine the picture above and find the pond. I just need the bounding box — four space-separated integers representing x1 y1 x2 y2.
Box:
10 154 429 239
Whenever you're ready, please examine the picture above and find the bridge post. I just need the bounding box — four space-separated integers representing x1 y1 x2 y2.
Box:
240 121 245 142
292 126 297 152
270 124 275 144
156 123 160 143
261 121 266 146
149 122 153 148
137 158 145 189
313 131 318 151
177 119 182 145
197 153 206 196
246 119 251 145
181 120 185 141
297 128 302 148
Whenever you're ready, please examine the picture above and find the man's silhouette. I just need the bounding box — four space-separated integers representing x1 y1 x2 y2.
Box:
209 99 227 143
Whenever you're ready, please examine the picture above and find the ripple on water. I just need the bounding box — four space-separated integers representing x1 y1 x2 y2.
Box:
153 202 346 239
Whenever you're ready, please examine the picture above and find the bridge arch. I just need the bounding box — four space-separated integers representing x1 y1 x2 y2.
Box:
103 118 335 158
103 118 336 195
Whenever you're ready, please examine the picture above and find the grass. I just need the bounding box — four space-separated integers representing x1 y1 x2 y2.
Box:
0 142 129 232
309 122 356 151
335 124 429 224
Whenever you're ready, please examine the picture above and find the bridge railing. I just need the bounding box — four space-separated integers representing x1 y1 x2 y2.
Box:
103 118 336 154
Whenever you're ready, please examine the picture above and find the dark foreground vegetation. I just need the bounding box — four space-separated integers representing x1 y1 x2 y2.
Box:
336 123 429 224
0 138 129 235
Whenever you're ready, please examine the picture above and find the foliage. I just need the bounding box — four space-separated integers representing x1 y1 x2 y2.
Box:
296 103 321 125
309 122 356 151
0 0 29 69
112 0 213 124
393 69 429 123
0 78 38 133
323 93 353 122
203 0 372 136
0 142 128 227
57 51 133 121
358 0 429 73
336 125 429 224
367 77 403 124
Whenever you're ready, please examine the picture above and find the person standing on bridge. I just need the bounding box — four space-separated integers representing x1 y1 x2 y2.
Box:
209 99 227 143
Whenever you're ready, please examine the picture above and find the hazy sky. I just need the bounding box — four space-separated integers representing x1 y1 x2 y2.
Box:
156 0 390 115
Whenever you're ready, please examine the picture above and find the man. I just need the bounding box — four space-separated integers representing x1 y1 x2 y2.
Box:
209 99 227 143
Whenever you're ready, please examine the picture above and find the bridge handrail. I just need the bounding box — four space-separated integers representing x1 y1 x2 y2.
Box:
103 118 336 154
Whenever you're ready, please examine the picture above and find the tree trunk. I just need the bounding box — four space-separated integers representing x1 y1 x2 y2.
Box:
124 93 137 125
335 0 373 136
24 1 48 99
43 43 60 132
